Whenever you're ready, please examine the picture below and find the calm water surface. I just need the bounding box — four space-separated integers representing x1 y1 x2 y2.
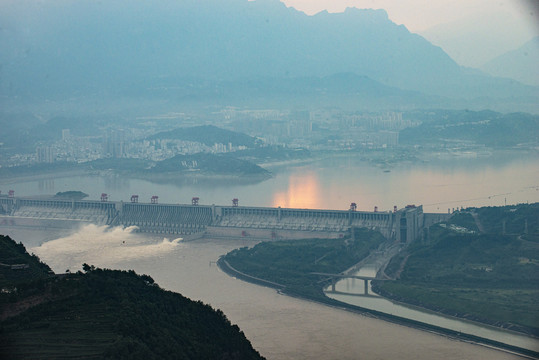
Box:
2 153 538 213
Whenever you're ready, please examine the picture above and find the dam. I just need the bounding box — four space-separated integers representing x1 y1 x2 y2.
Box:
0 196 449 242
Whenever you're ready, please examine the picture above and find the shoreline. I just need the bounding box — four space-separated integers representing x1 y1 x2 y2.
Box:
0 168 272 186
370 282 539 338
2 147 536 186
0 169 93 185
217 256 539 359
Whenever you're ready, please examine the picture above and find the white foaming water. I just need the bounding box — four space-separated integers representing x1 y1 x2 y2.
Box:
31 224 183 272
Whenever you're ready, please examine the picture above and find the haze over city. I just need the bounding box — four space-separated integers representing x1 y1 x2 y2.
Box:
0 1 538 359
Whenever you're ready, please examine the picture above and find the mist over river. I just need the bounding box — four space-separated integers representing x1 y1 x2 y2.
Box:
2 152 538 213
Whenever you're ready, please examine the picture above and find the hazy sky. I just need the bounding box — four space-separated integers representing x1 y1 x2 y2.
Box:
280 0 539 66
280 0 538 32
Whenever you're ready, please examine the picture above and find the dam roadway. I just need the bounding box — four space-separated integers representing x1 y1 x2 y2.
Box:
0 196 449 242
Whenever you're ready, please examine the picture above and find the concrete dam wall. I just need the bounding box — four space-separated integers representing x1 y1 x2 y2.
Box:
0 196 438 242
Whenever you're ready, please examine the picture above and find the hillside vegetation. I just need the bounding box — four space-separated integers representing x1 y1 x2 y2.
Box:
400 110 539 148
221 229 385 299
0 152 270 180
54 191 89 200
0 238 52 290
376 203 539 335
0 235 264 359
153 153 271 177
149 125 258 148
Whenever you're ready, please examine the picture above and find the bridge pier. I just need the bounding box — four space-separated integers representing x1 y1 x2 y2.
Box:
364 279 369 295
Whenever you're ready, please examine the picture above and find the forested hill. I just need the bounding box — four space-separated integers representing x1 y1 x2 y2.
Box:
0 235 265 359
400 110 539 148
376 203 539 337
153 153 271 177
148 125 258 148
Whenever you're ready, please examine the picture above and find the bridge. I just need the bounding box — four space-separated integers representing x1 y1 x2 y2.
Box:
0 195 449 242
311 272 391 296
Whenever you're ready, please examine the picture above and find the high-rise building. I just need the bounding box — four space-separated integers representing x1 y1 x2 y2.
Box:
62 129 71 141
36 146 55 163
102 129 125 158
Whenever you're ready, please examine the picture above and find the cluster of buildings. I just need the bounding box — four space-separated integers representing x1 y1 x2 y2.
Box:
128 139 248 162
5 109 414 167
219 108 412 150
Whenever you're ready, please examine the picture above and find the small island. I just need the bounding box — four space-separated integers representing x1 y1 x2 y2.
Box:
53 191 89 200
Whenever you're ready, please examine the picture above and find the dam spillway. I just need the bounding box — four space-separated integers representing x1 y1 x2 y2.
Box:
118 203 213 235
0 196 448 242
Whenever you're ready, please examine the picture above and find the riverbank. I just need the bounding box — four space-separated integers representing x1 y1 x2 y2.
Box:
0 169 92 185
217 252 539 359
372 209 539 338
371 282 539 338
0 167 272 188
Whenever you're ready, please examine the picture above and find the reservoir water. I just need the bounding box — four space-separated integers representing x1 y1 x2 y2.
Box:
2 152 538 213
1 153 538 358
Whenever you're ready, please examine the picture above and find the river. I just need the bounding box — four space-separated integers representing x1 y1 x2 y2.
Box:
326 260 538 352
0 225 531 360
1 153 538 358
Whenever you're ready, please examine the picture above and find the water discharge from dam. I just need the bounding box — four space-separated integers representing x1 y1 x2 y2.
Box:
31 224 183 272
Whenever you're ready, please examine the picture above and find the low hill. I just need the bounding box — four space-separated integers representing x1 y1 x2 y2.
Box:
472 203 539 236
375 204 539 336
152 153 271 177
228 146 311 164
400 110 539 148
221 229 385 298
148 125 258 148
0 235 265 359
0 236 52 290
0 153 271 180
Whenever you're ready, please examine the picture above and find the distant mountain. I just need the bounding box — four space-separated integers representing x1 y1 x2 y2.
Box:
0 113 103 153
0 0 537 109
131 73 439 110
481 37 539 86
418 10 533 69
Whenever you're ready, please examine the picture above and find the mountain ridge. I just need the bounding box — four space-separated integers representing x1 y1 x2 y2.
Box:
0 0 536 111
481 37 539 87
